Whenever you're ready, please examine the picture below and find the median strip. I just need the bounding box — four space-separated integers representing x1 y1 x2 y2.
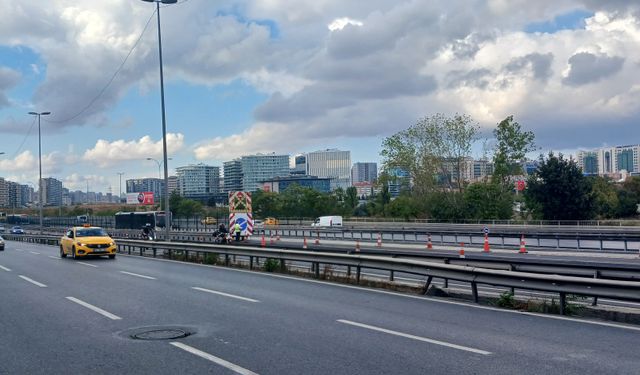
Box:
0 265 11 272
191 287 259 303
337 319 492 355
65 297 122 320
18 275 47 288
120 271 156 280
170 342 258 375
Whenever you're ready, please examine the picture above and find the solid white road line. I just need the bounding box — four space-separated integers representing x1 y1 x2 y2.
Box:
65 297 122 320
337 319 492 355
0 265 11 272
120 271 156 280
76 262 98 268
170 342 258 375
29 251 41 255
191 287 259 303
18 275 47 288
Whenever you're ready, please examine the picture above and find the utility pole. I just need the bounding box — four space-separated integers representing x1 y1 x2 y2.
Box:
117 172 125 203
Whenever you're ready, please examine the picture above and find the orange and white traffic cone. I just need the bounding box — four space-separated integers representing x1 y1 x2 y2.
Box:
483 234 490 253
427 235 433 250
355 240 361 253
315 232 320 245
261 234 266 247
519 235 527 254
377 233 382 247
303 237 308 250
459 242 465 258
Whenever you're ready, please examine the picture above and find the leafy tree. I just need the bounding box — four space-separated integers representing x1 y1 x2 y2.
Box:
617 176 640 217
464 182 513 220
252 190 282 218
345 186 359 210
492 116 536 185
166 191 204 217
381 113 480 195
386 195 420 220
588 176 619 219
524 153 594 220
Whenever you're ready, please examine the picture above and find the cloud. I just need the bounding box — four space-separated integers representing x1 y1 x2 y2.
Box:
0 66 21 108
81 133 185 167
328 17 363 31
562 52 625 86
63 173 110 191
504 53 554 81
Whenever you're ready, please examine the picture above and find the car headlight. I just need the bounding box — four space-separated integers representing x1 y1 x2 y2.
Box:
109 242 115 247
77 242 87 247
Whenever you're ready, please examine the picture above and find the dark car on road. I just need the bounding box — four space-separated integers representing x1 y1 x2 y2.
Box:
10 226 25 234
0 235 4 251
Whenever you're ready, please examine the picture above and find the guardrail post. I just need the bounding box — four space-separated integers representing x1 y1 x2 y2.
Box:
510 265 516 295
559 292 567 315
128 245 131 255
280 259 286 272
592 271 599 306
624 240 628 252
423 276 433 295
225 254 230 266
576 238 581 250
315 263 320 279
389 270 394 282
347 266 351 277
443 259 449 288
599 239 603 251
153 247 157 258
185 250 189 262
356 266 361 284
556 237 560 249
249 256 253 270
471 282 479 303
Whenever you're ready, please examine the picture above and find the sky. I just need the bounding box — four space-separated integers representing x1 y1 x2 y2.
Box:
0 0 639 194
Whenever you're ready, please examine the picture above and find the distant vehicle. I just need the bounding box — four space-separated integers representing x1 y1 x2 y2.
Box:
201 217 217 225
311 216 343 227
60 225 116 259
0 235 4 251
0 225 5 233
10 226 25 234
264 217 279 226
115 211 170 229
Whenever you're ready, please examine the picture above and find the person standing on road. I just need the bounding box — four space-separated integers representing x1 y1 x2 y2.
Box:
234 222 242 242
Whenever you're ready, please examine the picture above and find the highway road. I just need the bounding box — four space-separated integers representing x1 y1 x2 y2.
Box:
2 241 640 374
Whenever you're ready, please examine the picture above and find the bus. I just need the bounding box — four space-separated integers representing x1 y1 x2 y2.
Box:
114 211 170 229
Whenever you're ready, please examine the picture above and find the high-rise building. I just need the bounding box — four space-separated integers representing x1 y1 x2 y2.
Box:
260 175 331 194
41 177 63 206
351 162 378 184
241 153 290 192
473 159 494 180
223 159 243 193
577 145 640 176
292 155 307 175
305 149 351 190
175 164 221 200
167 176 178 194
126 178 165 201
0 178 8 208
20 184 34 207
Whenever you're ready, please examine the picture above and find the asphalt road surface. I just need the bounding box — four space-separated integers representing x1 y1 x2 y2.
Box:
1 240 639 375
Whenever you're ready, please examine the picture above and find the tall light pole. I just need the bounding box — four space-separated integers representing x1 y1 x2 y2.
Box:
28 111 51 234
117 172 125 203
146 157 162 179
142 0 176 241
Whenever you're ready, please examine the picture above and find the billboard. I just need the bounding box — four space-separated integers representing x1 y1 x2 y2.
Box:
126 192 155 205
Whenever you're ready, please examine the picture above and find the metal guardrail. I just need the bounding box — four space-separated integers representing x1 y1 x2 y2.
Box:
6 233 640 315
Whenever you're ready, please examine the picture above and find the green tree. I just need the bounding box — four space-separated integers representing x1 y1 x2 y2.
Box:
381 113 480 195
345 186 359 210
617 176 640 217
588 176 619 219
524 153 594 220
386 195 419 220
252 190 282 218
492 116 536 185
464 182 513 220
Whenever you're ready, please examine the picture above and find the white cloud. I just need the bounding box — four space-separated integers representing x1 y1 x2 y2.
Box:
82 133 185 167
328 17 363 31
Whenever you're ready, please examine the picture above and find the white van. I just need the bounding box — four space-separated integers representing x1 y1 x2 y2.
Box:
311 216 343 227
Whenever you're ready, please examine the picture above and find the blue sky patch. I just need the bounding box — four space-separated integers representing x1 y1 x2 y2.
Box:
525 9 594 34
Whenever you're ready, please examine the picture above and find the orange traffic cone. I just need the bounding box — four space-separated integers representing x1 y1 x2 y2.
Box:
303 237 308 250
459 242 465 258
519 235 527 254
261 234 266 247
315 232 320 245
427 235 433 250
377 233 382 247
355 240 361 253
483 234 490 252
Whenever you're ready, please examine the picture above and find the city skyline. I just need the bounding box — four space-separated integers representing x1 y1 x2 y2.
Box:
1 1 640 193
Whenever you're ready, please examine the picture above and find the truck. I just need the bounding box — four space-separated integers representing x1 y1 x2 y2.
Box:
311 216 343 227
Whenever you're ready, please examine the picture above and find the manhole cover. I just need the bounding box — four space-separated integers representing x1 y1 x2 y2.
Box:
132 329 191 340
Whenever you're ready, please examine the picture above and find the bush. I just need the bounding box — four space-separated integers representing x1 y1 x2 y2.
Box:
263 258 280 272
203 253 219 265
495 292 517 309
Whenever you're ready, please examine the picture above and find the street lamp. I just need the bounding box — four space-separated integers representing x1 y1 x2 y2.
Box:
141 0 177 241
146 157 172 179
28 111 51 234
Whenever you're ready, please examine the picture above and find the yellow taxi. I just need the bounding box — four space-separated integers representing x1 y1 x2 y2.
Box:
201 217 217 225
60 225 117 259
264 217 279 226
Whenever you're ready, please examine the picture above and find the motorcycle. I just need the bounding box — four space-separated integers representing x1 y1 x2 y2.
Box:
211 229 228 244
141 228 156 241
